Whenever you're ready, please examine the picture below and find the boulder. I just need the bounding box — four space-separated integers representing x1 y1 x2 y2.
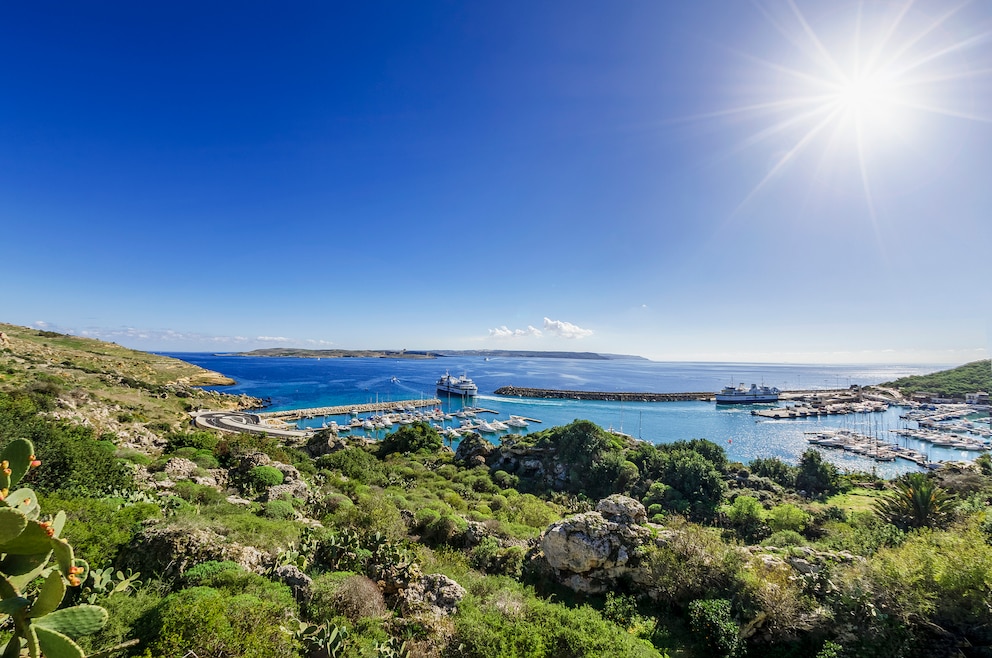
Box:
265 481 310 502
163 457 198 480
272 565 313 603
596 494 647 524
454 433 495 467
119 526 269 579
539 496 655 594
398 573 466 618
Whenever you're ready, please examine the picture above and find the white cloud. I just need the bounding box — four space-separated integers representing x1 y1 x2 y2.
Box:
543 317 593 339
489 325 542 339
305 339 335 346
33 320 50 329
256 336 290 342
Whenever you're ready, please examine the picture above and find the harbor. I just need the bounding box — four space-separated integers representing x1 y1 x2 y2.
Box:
175 353 986 477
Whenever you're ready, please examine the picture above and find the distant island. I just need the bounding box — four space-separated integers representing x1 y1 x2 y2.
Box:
236 348 647 360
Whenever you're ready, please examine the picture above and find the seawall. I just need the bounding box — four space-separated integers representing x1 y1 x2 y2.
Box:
493 386 713 402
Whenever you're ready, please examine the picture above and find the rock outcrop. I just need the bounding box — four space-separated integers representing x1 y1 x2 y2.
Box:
539 494 662 594
120 526 270 579
453 433 495 467
398 573 466 618
272 565 314 603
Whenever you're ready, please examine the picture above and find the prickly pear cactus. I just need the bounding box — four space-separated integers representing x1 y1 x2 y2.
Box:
0 438 109 658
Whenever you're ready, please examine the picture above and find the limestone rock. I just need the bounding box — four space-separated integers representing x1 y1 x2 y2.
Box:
265 481 309 502
120 526 269 579
272 565 313 603
595 494 647 524
454 433 495 466
539 496 655 594
398 573 466 618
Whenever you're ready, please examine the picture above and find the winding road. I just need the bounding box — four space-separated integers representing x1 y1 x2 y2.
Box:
192 410 312 439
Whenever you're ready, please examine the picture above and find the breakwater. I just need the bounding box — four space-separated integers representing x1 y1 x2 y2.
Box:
257 398 442 421
494 386 713 402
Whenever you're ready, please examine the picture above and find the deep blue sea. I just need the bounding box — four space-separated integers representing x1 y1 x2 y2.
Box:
165 354 985 478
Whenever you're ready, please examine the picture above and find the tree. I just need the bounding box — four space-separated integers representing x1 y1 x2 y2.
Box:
795 449 839 497
378 421 443 457
725 495 766 543
873 472 956 530
660 449 726 519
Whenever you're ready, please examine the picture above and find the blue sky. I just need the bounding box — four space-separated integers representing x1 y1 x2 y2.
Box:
1 1 989 364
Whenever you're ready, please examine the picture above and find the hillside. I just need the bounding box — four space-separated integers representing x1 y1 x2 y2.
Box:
883 359 991 398
0 321 990 658
0 322 260 448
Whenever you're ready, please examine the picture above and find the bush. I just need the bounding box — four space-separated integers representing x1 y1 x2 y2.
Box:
262 499 296 520
165 430 219 453
247 465 284 490
140 586 295 657
172 480 226 505
41 494 161 568
378 422 443 456
762 530 805 547
184 561 244 585
318 446 384 484
452 590 658 657
308 573 386 624
688 598 742 658
767 503 809 533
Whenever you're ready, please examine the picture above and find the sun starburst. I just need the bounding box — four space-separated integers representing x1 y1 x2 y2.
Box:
710 0 992 220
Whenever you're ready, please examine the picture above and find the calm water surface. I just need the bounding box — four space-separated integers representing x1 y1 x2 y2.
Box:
166 354 982 477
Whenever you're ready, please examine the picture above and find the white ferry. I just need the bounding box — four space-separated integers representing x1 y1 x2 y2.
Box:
436 371 478 398
715 383 780 404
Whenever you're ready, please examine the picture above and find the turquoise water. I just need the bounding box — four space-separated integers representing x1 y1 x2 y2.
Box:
166 354 986 477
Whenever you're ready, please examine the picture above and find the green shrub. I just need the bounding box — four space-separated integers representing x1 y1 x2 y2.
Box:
688 598 741 658
318 446 384 484
425 512 469 545
761 530 805 547
184 561 244 585
414 507 442 530
141 586 295 657
193 449 220 469
172 480 226 505
41 494 162 568
452 590 658 657
247 465 284 489
378 421 443 456
115 447 151 466
767 503 810 533
173 446 198 460
263 499 296 520
165 430 220 453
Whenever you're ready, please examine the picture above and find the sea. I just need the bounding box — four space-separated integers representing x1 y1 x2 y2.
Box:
164 354 989 478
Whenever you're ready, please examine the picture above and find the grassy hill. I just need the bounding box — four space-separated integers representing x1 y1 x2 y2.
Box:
883 359 991 398
0 321 256 443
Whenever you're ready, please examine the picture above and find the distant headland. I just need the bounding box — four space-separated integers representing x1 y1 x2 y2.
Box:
235 348 647 360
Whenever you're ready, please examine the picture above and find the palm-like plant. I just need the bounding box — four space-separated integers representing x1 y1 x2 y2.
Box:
873 472 956 530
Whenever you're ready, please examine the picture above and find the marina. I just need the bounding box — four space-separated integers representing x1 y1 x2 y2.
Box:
171 353 985 478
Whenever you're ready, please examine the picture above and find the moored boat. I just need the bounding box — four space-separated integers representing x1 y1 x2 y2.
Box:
715 383 780 404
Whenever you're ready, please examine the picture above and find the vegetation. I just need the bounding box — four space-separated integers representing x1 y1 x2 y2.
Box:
1 325 991 657
883 359 991 398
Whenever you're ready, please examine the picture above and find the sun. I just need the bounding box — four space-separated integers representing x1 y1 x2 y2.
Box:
711 0 991 213
834 72 898 118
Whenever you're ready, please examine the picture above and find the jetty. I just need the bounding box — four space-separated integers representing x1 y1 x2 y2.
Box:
494 386 713 402
257 398 442 421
